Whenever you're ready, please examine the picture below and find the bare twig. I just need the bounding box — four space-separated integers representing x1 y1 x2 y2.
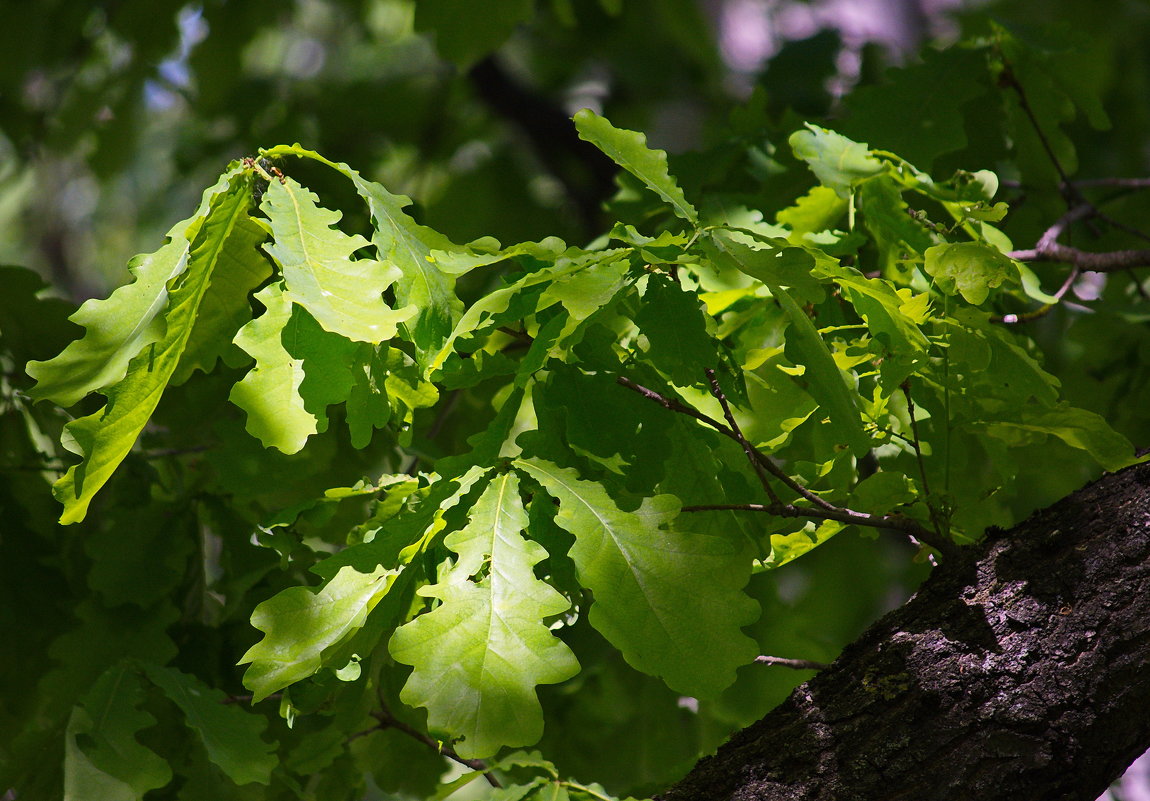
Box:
616 376 838 512
755 655 829 671
681 502 948 550
1009 242 1150 272
993 266 1080 325
901 380 946 543
1008 204 1150 272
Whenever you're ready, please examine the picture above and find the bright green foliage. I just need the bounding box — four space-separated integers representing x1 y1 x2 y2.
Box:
8 11 1149 797
516 458 758 697
47 169 253 523
260 177 414 344
25 172 238 407
390 472 580 757
789 124 886 197
263 145 463 369
924 242 1018 305
240 565 397 701
574 109 699 224
230 283 318 453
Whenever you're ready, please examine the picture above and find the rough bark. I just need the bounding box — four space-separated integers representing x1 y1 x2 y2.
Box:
662 462 1150 801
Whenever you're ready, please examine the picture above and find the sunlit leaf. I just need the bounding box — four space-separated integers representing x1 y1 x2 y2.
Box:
240 565 398 701
515 458 758 697
260 176 415 343
574 109 699 225
51 171 255 523
390 473 579 757
789 124 885 197
924 242 1018 305
261 144 463 368
229 282 317 454
27 169 243 407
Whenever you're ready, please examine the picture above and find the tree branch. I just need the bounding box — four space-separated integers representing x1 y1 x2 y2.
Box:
618 375 954 553
662 462 1150 801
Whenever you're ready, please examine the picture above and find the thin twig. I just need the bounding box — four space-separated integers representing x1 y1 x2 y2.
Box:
616 376 837 512
705 368 781 505
681 502 947 549
755 655 829 671
1009 242 1150 272
1009 205 1150 272
371 707 502 788
993 266 1080 325
999 68 1078 198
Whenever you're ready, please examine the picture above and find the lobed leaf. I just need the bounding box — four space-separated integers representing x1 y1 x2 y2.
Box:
633 275 718 387
51 171 255 524
515 458 758 698
229 283 317 454
64 665 171 801
141 664 277 786
262 144 463 368
789 124 885 197
260 177 415 343
171 210 271 384
574 109 698 225
240 564 398 702
26 169 241 407
924 242 1018 305
390 473 579 757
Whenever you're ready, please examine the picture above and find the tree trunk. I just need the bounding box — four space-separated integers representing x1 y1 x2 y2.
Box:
661 462 1150 801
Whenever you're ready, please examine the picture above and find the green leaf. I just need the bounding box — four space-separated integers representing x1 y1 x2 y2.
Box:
763 520 846 570
282 306 365 433
788 124 885 197
240 564 398 702
982 403 1136 472
51 171 254 524
515 458 758 697
429 256 588 372
262 145 463 369
771 286 871 457
776 186 848 237
141 664 277 785
850 471 918 516
574 109 698 225
633 275 718 386
27 168 243 407
705 228 825 304
171 209 271 384
229 282 318 454
261 177 415 343
924 242 1018 305
64 665 171 801
390 473 579 758
346 345 392 448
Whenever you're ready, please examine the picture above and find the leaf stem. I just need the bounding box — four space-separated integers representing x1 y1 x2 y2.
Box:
901 379 946 542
